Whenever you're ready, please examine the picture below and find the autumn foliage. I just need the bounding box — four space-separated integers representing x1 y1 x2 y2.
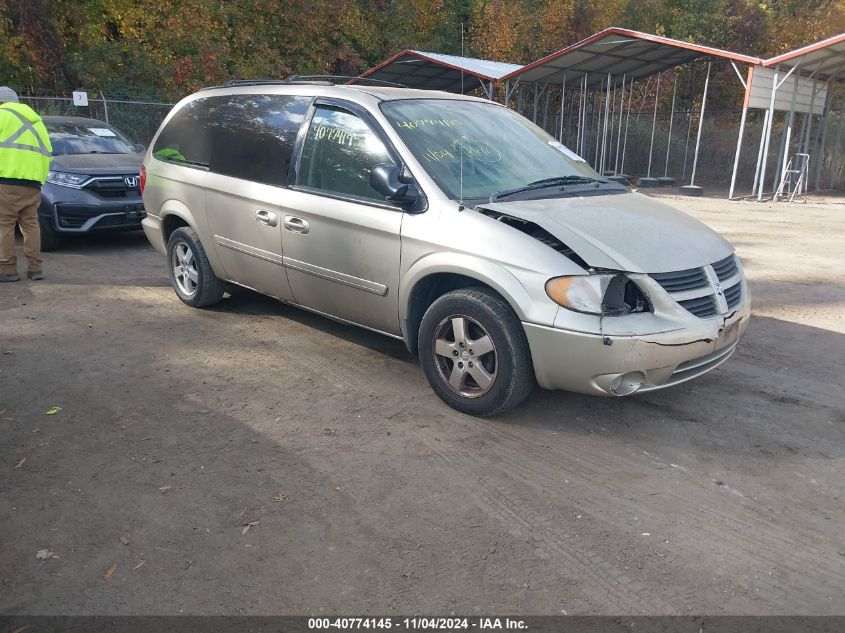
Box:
1 0 844 101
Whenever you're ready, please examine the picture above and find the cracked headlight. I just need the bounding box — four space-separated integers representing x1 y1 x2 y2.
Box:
46 171 90 188
546 274 650 315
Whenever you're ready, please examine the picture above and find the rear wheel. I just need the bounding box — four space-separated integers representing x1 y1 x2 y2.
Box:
166 227 224 308
418 287 535 416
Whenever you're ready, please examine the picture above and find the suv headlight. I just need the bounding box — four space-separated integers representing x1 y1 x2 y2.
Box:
546 274 650 315
46 171 90 188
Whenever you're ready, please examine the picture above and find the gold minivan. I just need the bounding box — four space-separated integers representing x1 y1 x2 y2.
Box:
141 79 750 415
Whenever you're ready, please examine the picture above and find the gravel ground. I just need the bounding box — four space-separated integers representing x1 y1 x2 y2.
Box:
0 195 843 615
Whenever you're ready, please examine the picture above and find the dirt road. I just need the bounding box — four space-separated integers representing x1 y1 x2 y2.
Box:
1 196 843 614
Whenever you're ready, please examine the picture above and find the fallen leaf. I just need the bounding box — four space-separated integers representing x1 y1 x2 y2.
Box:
133 560 146 570
158 485 171 494
271 493 287 502
13 457 26 470
104 562 117 578
35 549 58 560
45 407 62 415
12 625 31 633
119 536 129 545
241 520 259 535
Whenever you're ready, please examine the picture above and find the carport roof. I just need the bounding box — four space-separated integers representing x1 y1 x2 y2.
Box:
764 32 845 81
357 50 522 93
501 27 761 87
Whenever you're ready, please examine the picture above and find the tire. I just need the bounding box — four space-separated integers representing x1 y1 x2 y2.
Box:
166 226 224 308
418 287 535 416
39 221 61 251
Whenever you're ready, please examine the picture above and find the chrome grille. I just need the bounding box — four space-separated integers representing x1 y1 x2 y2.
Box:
724 282 742 309
83 176 140 199
650 267 709 292
712 254 739 281
650 254 744 319
678 295 719 318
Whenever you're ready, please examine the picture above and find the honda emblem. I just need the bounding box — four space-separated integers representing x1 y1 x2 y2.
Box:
124 176 140 188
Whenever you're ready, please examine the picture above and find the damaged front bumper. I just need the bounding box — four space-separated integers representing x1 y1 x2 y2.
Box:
523 298 751 396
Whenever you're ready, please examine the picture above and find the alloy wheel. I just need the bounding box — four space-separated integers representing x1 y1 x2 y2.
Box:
432 315 497 398
171 241 198 298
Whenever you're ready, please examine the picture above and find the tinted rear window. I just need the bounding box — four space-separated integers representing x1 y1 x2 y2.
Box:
153 94 310 187
153 97 225 167
210 94 310 186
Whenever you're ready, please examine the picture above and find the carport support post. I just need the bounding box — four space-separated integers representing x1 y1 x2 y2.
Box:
829 100 845 189
543 83 550 132
729 73 751 200
608 77 616 172
532 83 539 123
579 73 589 154
775 74 801 199
682 110 693 180
729 63 751 199
647 73 661 178
802 78 820 155
689 62 711 188
558 78 566 142
600 73 611 173
757 67 779 201
621 78 633 175
664 76 677 177
614 74 626 174
752 108 770 196
775 73 800 194
814 76 836 191
801 79 820 194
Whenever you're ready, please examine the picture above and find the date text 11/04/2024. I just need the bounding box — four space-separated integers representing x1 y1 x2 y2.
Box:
308 618 528 630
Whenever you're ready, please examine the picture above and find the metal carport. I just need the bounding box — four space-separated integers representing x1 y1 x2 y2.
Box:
499 28 761 194
356 50 522 99
730 32 845 200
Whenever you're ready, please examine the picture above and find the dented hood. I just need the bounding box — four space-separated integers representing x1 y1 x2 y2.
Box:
482 192 733 274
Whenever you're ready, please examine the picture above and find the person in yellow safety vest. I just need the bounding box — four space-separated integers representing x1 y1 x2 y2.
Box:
0 86 53 282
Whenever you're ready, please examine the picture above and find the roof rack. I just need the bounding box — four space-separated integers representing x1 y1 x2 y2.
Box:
288 75 407 88
200 76 408 91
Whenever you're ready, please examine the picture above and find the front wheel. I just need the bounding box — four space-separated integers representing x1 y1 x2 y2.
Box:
166 227 224 308
418 287 535 416
39 221 61 251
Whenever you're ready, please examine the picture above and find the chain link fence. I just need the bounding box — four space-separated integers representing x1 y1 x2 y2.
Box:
12 87 845 196
14 89 175 146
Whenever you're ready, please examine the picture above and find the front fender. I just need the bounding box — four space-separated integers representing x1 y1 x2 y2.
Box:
399 251 559 327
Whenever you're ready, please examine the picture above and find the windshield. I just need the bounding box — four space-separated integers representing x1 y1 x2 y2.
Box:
47 123 137 156
380 99 601 200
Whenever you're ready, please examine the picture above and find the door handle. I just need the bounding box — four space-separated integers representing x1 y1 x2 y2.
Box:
283 215 310 234
255 209 278 227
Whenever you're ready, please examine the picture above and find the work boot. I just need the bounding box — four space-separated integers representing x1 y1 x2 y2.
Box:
0 272 20 282
27 271 44 281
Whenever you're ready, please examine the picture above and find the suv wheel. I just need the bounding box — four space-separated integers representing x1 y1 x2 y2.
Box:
418 287 535 416
166 227 224 308
39 221 61 251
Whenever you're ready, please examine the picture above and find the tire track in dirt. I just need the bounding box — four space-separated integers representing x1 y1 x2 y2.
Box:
133 285 844 614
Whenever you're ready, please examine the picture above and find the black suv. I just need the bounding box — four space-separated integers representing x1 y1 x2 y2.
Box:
39 116 146 250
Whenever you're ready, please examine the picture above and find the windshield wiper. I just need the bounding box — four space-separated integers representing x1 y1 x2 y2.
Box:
490 175 605 202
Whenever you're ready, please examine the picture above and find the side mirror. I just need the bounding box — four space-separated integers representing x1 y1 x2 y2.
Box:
370 163 419 205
